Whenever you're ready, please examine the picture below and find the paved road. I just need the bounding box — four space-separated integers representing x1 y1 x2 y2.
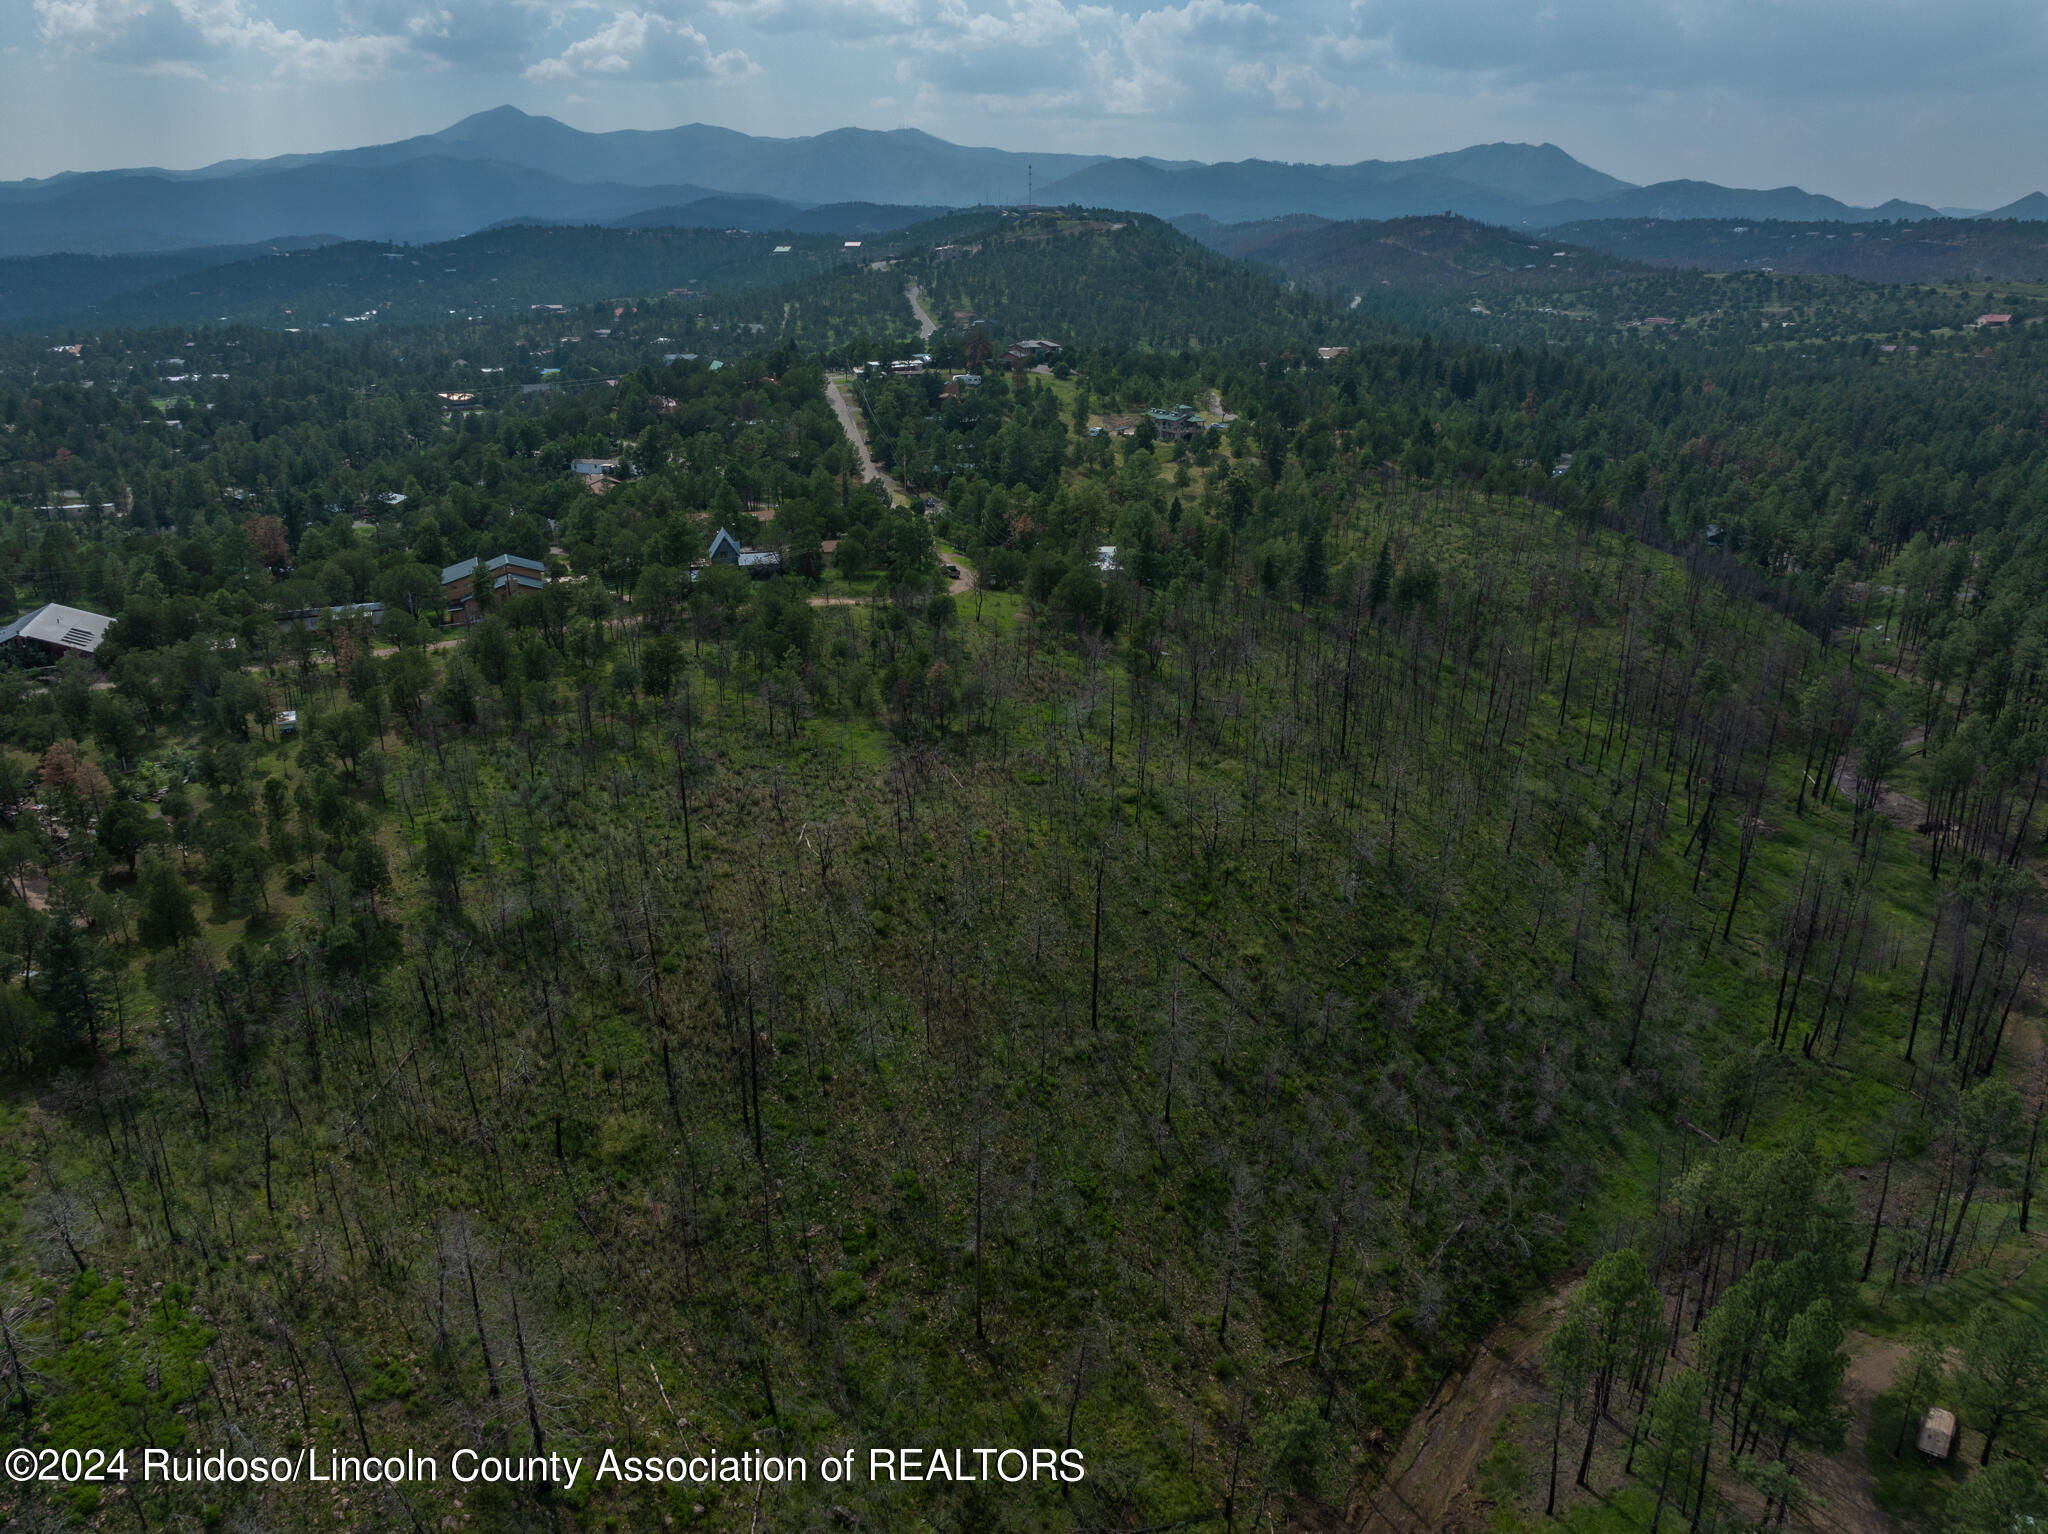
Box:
906 283 939 340
825 374 907 505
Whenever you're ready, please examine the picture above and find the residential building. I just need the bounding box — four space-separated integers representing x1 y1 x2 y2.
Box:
1003 338 1061 367
442 553 548 625
705 527 782 577
1147 404 1206 441
0 602 115 661
277 601 388 632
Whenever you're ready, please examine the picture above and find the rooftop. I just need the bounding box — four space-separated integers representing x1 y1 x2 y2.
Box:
442 553 547 585
0 601 115 654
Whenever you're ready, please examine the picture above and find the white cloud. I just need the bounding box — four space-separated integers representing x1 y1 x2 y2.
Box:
525 11 756 81
763 0 1322 122
35 0 409 78
340 0 549 70
1340 0 2048 97
710 0 921 39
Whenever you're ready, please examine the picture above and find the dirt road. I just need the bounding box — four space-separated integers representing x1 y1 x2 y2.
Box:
939 547 973 595
825 374 906 505
1350 1295 1561 1533
1346 1298 1913 1534
1798 1331 1906 1534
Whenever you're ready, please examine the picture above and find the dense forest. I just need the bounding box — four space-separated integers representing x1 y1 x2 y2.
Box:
0 202 2046 1534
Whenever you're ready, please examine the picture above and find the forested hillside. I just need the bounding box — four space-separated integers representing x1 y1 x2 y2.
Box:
34 225 875 334
1175 212 1639 296
2 195 2048 1534
1556 217 2048 282
0 238 341 333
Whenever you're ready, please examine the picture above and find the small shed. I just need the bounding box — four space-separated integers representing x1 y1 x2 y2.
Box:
1917 1407 1956 1460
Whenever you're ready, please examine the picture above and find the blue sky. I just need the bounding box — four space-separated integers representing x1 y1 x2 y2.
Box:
4 0 2045 207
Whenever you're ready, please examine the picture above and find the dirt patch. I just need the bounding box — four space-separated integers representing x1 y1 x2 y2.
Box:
1832 763 1928 832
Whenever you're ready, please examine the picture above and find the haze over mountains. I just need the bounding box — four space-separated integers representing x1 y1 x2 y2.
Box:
4 106 2044 263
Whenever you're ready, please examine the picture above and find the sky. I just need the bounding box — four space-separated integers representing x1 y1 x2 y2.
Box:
3 0 2045 208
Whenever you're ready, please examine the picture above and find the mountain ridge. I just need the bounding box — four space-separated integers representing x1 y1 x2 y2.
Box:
1 107 2039 261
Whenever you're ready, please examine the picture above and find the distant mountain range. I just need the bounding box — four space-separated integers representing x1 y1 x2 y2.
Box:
0 105 2040 265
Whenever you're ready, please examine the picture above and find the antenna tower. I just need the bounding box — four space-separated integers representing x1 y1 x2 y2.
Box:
1027 163 1034 206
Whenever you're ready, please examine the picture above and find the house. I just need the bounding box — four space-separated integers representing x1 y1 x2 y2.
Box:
570 456 620 477
1316 346 1349 361
379 491 407 507
1916 1408 1955 1459
0 602 115 661
1003 338 1061 367
1977 314 2013 327
276 602 387 633
951 373 982 386
706 527 782 578
442 553 548 624
1147 404 1206 442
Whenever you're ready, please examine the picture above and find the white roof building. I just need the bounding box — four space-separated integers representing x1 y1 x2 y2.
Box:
0 602 115 657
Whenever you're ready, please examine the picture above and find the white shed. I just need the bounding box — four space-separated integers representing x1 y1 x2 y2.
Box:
1916 1407 1956 1459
